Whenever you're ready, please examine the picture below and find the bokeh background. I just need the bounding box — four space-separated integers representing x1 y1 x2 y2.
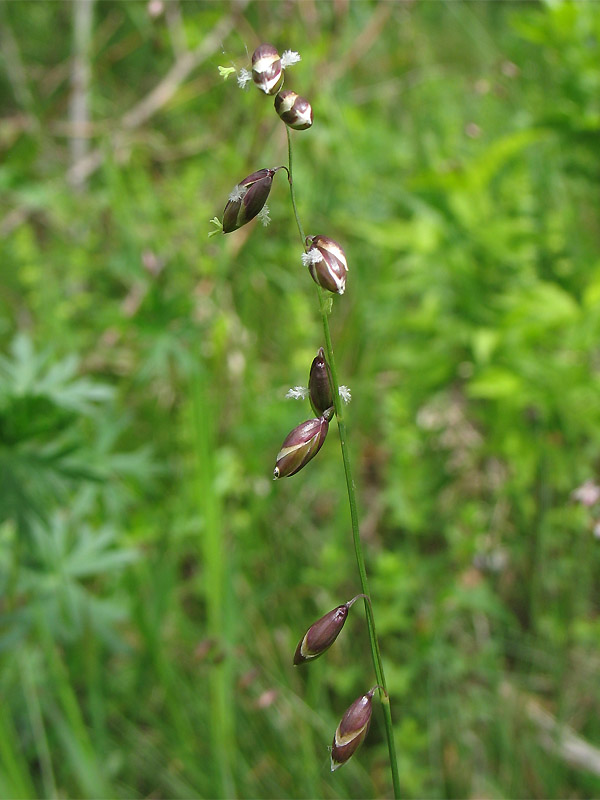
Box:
2 1 600 797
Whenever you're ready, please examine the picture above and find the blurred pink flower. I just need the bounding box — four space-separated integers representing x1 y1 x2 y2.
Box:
571 480 600 507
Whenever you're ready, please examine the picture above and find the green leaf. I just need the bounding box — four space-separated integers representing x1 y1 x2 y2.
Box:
468 367 523 399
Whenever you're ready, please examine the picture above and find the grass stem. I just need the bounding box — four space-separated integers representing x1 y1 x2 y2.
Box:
286 126 401 798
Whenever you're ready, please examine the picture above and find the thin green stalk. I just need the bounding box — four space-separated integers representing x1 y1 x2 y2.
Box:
0 699 37 799
286 127 401 798
191 370 236 799
20 651 57 799
36 611 111 798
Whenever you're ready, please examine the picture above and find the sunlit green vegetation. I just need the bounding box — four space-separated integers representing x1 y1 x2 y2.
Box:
2 1 600 797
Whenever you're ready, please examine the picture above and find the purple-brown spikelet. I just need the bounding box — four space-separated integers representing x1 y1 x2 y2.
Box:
330 686 380 771
274 90 313 130
308 346 334 416
273 407 333 479
294 594 366 665
294 604 348 664
303 235 349 295
222 168 276 233
251 44 284 95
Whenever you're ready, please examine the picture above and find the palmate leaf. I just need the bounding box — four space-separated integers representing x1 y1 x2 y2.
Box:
23 516 139 581
0 334 146 533
0 437 105 532
0 334 113 418
5 514 138 645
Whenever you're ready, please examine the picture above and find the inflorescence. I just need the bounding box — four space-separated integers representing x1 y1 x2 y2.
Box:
214 42 383 775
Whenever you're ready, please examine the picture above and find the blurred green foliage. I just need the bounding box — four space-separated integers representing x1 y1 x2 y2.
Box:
1 1 600 797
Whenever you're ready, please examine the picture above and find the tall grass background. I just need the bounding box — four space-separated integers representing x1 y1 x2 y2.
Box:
1 1 600 797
